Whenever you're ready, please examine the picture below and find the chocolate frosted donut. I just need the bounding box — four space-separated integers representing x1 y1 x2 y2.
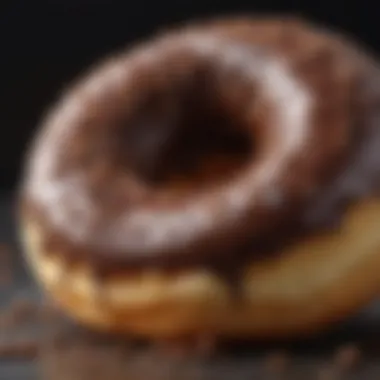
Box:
19 17 380 339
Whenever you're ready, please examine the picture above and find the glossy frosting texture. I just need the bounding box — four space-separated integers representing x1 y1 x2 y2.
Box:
20 18 380 271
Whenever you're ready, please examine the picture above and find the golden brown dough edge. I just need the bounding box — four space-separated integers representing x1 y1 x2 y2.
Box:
20 199 380 339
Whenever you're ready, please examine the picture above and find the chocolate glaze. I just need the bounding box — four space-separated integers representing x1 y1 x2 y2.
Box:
19 17 380 275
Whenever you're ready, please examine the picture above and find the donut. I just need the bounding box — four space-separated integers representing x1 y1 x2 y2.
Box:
18 16 380 340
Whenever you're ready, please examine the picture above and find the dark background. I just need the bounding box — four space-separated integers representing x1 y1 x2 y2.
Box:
0 0 378 190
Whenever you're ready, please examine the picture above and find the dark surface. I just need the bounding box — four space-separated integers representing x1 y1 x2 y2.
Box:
0 193 40 379
3 192 380 379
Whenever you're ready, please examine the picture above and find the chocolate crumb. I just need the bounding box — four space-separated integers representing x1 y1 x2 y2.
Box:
264 350 290 374
154 335 216 358
194 335 216 357
8 297 38 325
0 297 40 333
334 344 361 372
155 339 194 358
0 339 39 358
318 365 339 380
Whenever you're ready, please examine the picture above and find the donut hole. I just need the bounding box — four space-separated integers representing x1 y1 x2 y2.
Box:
160 109 253 188
123 82 255 190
